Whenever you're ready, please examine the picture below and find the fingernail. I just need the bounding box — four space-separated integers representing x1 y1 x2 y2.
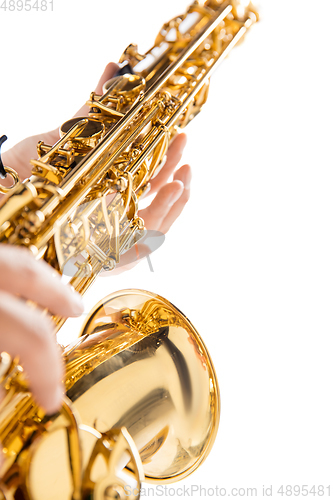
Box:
40 385 64 415
72 297 85 316
45 385 64 415
179 133 187 148
184 169 192 190
179 139 187 154
168 185 184 206
69 286 85 316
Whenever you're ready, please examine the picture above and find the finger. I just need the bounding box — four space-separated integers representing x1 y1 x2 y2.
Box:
139 180 184 231
0 291 64 414
94 62 120 94
74 62 119 117
159 164 192 234
41 128 61 146
149 133 187 195
0 246 84 317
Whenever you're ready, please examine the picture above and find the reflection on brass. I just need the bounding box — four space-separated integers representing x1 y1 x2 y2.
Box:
0 1 258 498
0 291 220 498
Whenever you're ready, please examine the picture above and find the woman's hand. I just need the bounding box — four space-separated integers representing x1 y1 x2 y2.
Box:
0 245 84 414
2 63 192 266
1 64 119 180
1 63 191 230
0 63 192 414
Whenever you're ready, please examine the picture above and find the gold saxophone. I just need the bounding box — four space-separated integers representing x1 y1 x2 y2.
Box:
0 1 258 498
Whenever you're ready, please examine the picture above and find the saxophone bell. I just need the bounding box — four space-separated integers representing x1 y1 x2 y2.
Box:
0 290 219 500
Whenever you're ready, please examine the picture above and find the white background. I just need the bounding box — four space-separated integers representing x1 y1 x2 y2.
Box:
1 0 333 498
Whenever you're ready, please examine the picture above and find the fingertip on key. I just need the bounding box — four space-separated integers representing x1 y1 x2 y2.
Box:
70 294 85 317
37 384 64 416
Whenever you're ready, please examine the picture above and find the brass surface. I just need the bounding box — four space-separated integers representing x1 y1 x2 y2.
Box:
0 1 258 498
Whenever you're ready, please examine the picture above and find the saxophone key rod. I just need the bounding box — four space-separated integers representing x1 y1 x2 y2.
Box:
25 3 241 255
40 3 234 200
125 15 256 178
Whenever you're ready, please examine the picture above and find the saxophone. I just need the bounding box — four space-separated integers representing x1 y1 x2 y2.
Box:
0 1 258 498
